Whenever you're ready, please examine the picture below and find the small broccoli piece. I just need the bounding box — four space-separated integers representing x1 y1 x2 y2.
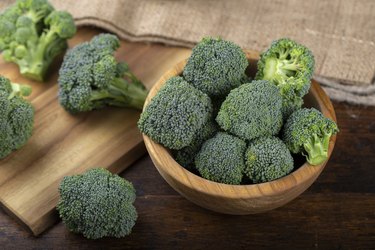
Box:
183 37 248 97
138 76 212 150
0 0 76 81
245 137 294 183
216 80 283 141
58 33 148 114
256 38 315 119
0 75 34 159
282 108 339 165
195 132 246 185
57 168 137 239
174 119 218 170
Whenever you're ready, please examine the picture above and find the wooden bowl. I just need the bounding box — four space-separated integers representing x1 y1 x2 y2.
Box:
142 51 337 214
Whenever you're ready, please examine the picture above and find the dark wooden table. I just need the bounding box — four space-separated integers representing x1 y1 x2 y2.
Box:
1 100 374 249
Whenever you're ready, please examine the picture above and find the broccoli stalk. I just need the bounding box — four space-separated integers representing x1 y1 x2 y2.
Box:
302 132 332 165
8 82 32 99
90 72 147 110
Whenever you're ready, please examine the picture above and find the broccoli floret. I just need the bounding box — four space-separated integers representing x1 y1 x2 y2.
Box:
245 137 294 183
195 132 246 185
58 33 148 114
0 0 76 81
183 37 248 97
216 80 283 141
138 76 212 150
57 168 137 239
282 108 339 165
256 38 315 119
174 119 218 170
0 75 34 159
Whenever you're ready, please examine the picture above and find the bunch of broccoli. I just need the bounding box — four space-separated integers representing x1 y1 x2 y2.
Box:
0 0 76 81
139 36 338 185
57 168 137 239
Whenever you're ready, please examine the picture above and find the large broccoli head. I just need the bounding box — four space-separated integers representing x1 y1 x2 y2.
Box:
58 33 148 114
195 132 246 185
183 37 248 97
57 168 137 239
216 80 283 141
0 75 34 159
0 0 76 81
282 108 339 165
256 38 315 119
138 76 212 150
245 136 294 183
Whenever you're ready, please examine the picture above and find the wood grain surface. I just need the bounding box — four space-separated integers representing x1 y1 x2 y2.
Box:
0 28 191 236
0 28 374 249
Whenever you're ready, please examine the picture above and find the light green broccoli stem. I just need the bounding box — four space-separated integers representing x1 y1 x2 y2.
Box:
8 82 32 99
90 76 148 110
303 132 331 165
20 30 62 81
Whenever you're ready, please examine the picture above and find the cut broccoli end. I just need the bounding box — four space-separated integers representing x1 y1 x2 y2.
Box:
263 57 299 85
303 132 332 165
10 82 32 98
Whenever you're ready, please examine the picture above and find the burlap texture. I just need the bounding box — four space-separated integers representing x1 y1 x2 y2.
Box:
1 0 374 105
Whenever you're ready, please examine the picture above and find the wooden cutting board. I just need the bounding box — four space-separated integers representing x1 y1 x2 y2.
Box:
0 28 191 236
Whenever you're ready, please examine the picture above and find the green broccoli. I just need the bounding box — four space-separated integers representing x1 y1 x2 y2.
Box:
174 119 218 170
0 75 34 159
255 38 315 119
195 132 246 185
58 33 148 114
216 80 283 141
0 0 76 81
57 168 137 239
282 108 339 165
138 76 212 150
183 37 248 97
245 137 294 183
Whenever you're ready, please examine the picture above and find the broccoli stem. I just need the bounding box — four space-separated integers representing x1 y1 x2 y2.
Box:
303 132 331 165
8 82 32 99
19 31 58 81
90 77 148 110
263 57 298 84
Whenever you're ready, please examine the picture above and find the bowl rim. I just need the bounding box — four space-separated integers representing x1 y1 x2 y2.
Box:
142 50 337 199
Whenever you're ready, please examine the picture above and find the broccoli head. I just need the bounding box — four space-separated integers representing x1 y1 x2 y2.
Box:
58 33 148 114
195 132 246 185
174 119 218 170
282 108 339 165
245 137 294 183
0 75 34 159
138 76 212 150
57 168 137 239
0 0 76 81
255 38 315 119
183 37 248 97
216 80 283 141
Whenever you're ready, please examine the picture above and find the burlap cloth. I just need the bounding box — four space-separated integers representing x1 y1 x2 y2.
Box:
1 0 374 105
